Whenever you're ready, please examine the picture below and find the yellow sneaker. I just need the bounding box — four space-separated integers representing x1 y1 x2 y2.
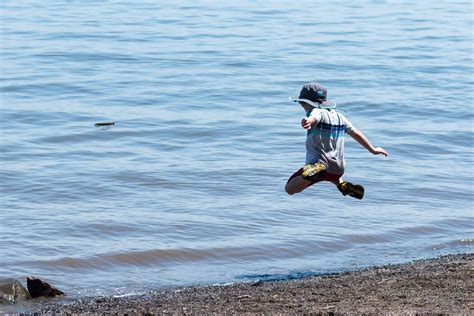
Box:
337 181 364 200
301 162 327 181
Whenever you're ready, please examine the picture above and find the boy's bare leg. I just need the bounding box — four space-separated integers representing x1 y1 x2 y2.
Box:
285 176 313 195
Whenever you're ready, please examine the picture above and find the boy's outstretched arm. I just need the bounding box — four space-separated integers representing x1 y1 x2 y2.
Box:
348 129 389 157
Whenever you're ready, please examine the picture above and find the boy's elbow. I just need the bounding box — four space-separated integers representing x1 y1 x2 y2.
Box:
347 130 358 141
348 128 360 137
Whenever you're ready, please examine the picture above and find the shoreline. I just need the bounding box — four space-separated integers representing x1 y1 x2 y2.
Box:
26 253 474 314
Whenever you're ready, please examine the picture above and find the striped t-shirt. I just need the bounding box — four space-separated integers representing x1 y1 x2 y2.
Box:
305 108 355 175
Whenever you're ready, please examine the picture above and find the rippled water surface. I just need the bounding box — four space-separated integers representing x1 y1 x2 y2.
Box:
1 0 473 302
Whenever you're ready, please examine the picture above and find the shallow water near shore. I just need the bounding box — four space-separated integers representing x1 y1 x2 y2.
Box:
1 0 473 306
12 254 473 314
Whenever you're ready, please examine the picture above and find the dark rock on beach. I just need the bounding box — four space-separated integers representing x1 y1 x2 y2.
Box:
26 277 64 299
0 277 64 306
31 253 473 314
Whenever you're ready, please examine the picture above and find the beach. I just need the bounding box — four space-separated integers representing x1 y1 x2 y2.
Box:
2 1 473 314
2 0 473 302
31 253 472 314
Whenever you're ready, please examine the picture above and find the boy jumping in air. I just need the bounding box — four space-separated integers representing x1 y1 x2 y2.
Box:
285 83 388 199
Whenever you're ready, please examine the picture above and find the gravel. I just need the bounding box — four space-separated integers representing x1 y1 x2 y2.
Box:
31 253 474 314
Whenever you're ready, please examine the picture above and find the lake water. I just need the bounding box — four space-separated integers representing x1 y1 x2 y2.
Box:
1 0 473 304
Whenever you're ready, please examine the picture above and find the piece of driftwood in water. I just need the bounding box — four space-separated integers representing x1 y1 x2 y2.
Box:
95 122 115 127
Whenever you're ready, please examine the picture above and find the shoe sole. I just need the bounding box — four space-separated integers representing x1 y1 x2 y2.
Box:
347 183 364 199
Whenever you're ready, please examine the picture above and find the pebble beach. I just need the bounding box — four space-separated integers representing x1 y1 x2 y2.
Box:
26 253 472 315
2 2 473 314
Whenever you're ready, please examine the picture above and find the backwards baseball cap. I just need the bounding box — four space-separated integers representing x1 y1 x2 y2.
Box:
289 83 336 109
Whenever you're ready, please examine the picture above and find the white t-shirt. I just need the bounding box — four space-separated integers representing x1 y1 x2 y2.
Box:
305 108 355 175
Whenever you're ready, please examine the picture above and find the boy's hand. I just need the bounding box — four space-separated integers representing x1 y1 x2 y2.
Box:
301 117 315 129
372 147 389 157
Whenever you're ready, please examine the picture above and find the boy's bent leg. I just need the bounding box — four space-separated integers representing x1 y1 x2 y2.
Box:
285 164 330 195
285 175 312 195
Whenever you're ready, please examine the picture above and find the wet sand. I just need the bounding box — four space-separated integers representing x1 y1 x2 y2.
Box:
34 253 472 314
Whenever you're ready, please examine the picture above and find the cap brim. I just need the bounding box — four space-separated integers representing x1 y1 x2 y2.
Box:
289 97 336 109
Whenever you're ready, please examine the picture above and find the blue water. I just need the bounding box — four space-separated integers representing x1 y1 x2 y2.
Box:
1 0 473 303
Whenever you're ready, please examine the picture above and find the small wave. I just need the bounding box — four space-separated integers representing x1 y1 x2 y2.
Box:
32 51 140 63
28 243 348 271
34 132 94 145
20 218 474 272
2 82 99 97
112 291 147 298
338 218 473 245
432 238 474 250
341 233 391 244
